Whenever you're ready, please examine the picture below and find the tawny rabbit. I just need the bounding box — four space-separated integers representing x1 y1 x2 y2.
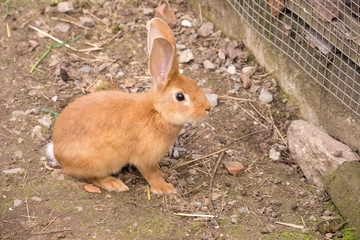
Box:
46 18 211 194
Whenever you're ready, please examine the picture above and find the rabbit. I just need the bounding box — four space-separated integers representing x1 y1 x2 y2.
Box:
46 18 212 194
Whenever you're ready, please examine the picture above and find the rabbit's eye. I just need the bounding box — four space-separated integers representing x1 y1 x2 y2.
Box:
176 93 185 101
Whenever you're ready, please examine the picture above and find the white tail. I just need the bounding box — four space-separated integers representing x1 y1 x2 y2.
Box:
45 142 59 167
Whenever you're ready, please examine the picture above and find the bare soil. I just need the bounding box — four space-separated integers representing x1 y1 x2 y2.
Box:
0 0 338 239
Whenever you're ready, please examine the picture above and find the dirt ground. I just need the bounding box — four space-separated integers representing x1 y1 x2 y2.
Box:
0 0 347 239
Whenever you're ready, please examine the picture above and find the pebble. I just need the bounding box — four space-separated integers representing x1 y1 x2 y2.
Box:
14 150 23 160
309 215 316 221
203 60 216 69
75 206 83 212
12 110 26 120
172 149 180 159
189 33 198 41
179 49 194 63
55 23 71 33
116 70 125 77
17 138 24 144
230 215 237 224
40 156 46 161
14 199 23 207
79 65 91 73
32 126 46 141
223 161 245 175
218 50 226 60
205 93 218 107
3 168 23 174
197 22 214 37
238 207 248 213
227 65 236 75
190 201 202 207
38 115 52 129
181 19 192 27
258 88 273 103
176 43 186 50
269 148 280 161
192 18 199 26
189 169 197 174
143 8 154 15
98 62 112 72
31 197 42 202
242 66 256 75
192 154 203 159
240 73 251 89
57 2 73 13
79 17 95 27
227 200 236 206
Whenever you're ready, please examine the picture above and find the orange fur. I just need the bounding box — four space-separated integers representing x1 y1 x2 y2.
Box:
51 18 211 194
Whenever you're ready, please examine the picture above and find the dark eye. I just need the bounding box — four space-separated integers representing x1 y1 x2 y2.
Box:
176 93 185 101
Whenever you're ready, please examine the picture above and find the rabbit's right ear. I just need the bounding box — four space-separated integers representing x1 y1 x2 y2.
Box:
147 18 179 89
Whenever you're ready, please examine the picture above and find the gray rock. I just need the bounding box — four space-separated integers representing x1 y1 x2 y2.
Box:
189 169 197 174
203 60 216 69
231 215 238 224
238 207 248 213
79 17 95 27
205 93 218 107
14 199 23 207
269 148 280 161
258 88 273 103
32 125 46 141
38 115 52 129
14 150 23 160
172 149 180 159
143 8 154 15
189 33 198 41
197 22 214 37
181 19 192 27
192 18 199 27
218 50 226 60
176 43 186 50
242 66 256 75
179 49 194 63
3 168 23 174
57 2 73 13
79 65 91 73
17 138 24 144
288 120 359 187
190 201 202 207
55 23 71 33
31 197 42 202
227 65 236 75
192 154 203 159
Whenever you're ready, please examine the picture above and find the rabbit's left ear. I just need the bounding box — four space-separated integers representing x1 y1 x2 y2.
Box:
147 18 179 88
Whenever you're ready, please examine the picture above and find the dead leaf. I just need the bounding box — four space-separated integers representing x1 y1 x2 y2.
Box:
268 0 285 17
28 40 39 52
84 184 102 194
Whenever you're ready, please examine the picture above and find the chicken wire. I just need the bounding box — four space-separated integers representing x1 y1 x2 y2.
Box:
227 0 360 116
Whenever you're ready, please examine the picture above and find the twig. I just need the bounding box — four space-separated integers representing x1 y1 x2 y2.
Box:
146 185 151 200
174 213 215 218
28 25 78 51
6 23 11 37
233 101 268 129
252 69 277 79
249 102 271 123
208 151 225 226
219 95 256 102
32 228 71 235
257 176 269 188
269 109 287 146
40 217 56 232
301 216 306 228
198 3 202 25
174 148 228 168
25 197 30 225
275 221 304 229
51 17 89 30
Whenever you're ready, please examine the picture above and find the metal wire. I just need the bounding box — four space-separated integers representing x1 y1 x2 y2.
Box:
227 0 360 116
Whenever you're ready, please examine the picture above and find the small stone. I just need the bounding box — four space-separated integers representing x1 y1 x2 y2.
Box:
124 79 136 88
269 148 280 161
238 207 248 213
240 73 251 89
14 150 23 160
192 18 199 27
197 22 214 37
231 216 237 224
259 88 273 103
335 232 343 238
176 43 186 50
32 126 46 141
203 60 216 69
172 149 180 159
38 115 52 129
192 154 202 159
179 49 194 63
189 169 197 174
189 33 198 41
190 201 202 207
57 2 73 13
14 199 23 207
75 206 83 211
227 200 236 206
3 168 23 174
79 66 91 73
224 161 245 175
98 62 112 72
143 8 154 15
40 156 46 161
325 233 334 239
55 23 71 33
323 210 332 216
17 138 24 144
31 197 42 202
116 70 125 77
205 93 218 107
217 50 225 60
260 228 270 234
79 17 95 27
227 65 236 75
181 19 192 27
309 215 316 221
12 110 26 119
242 66 256 75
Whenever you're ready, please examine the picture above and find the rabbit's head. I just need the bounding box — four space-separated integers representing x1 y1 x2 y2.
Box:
147 18 211 125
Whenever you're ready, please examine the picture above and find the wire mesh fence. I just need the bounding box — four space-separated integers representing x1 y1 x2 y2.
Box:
227 0 360 116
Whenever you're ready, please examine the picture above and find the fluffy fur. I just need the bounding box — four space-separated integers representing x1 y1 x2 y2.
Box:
49 18 211 194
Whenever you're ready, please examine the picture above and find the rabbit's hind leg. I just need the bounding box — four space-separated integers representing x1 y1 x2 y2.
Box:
90 176 129 192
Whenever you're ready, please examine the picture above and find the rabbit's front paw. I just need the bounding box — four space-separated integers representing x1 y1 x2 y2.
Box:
91 176 129 192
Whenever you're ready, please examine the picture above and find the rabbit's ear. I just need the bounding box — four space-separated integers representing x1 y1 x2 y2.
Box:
148 18 178 88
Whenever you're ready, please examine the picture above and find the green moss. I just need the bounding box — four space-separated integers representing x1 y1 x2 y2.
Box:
279 231 315 240
333 226 357 240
